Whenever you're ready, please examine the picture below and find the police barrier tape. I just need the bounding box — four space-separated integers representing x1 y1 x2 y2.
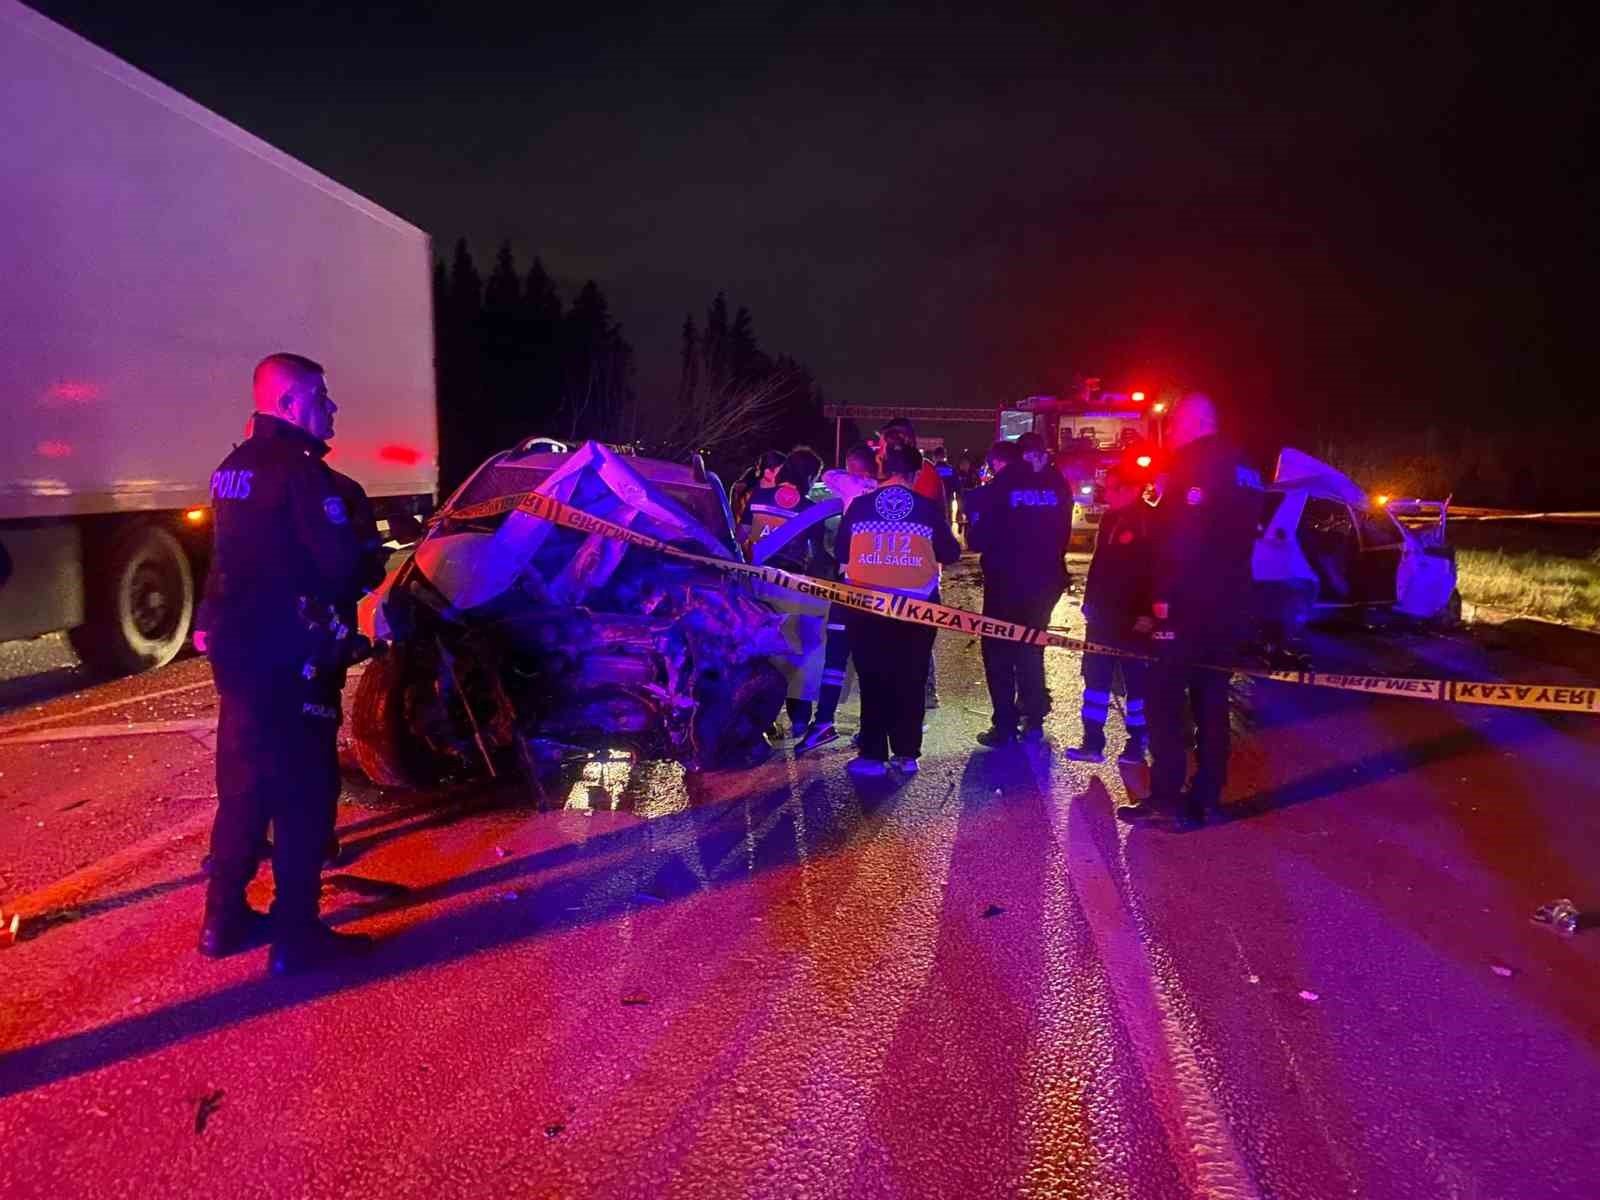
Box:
444 490 1600 717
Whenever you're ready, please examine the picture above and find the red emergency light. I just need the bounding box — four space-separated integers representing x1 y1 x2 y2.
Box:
1131 391 1146 403
1120 442 1162 479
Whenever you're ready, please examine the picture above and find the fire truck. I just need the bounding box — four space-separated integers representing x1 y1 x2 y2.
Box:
996 379 1165 544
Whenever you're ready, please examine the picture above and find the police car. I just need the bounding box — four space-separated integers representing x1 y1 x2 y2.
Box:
1252 449 1458 639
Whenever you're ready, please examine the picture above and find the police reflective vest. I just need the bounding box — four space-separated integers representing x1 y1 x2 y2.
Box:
833 484 962 599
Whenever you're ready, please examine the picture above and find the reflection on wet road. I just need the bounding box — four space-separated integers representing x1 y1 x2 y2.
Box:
2 565 1599 1198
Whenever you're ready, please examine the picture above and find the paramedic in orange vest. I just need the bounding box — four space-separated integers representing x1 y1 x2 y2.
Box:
834 441 962 776
877 416 949 709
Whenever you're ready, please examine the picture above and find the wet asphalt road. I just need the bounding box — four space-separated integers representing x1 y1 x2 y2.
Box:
2 562 1598 1199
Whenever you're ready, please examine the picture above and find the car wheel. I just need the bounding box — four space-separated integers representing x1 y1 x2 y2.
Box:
349 643 451 789
690 660 786 769
69 521 194 675
1433 588 1464 631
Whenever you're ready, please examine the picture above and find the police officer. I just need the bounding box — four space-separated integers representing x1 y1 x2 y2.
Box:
966 432 1074 745
194 353 386 972
1119 392 1261 830
1065 461 1152 764
834 442 961 775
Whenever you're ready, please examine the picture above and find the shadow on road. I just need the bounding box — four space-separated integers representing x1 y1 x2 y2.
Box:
0 663 97 716
0 760 911 1098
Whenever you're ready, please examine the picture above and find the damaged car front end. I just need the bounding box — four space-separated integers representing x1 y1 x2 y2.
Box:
352 441 811 790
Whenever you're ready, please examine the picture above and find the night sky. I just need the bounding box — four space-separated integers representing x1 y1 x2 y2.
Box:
26 1 1594 455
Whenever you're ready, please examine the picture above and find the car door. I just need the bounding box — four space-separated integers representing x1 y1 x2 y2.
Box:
1352 505 1404 605
1296 497 1359 603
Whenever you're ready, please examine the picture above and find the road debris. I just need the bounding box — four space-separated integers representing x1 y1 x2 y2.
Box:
1298 990 1320 1002
545 1122 566 1138
497 890 520 902
1531 898 1581 936
194 1089 225 1134
981 904 1006 918
1 911 19 948
621 989 651 1007
1490 963 1516 978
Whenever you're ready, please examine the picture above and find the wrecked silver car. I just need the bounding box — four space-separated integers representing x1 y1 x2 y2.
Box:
352 441 824 787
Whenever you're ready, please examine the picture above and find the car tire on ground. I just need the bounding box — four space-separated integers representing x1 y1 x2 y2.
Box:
1433 588 1464 630
691 659 786 770
350 643 450 789
68 521 194 675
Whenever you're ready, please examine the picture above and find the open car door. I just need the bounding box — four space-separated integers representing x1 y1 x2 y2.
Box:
1390 500 1456 617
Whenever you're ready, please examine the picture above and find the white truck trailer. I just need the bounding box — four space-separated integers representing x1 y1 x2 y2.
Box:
0 1 438 673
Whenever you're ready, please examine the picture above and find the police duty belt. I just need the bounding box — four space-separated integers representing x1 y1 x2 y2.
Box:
444 490 1600 717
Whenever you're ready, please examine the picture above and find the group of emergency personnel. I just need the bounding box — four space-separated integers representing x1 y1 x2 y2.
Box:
194 355 1257 975
965 392 1259 830
732 417 959 768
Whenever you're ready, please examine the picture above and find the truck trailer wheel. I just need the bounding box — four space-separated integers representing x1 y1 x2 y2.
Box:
69 522 194 674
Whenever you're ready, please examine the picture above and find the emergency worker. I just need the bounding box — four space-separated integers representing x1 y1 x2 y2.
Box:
799 441 880 754
746 450 832 732
878 417 947 707
834 442 961 775
730 450 785 533
966 433 1073 745
739 448 818 556
1065 462 1152 764
1119 392 1262 830
194 353 385 973
879 417 947 508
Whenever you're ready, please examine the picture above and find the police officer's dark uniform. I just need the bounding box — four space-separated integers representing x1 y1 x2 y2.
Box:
1133 433 1261 828
965 454 1073 744
196 411 384 970
1067 474 1152 763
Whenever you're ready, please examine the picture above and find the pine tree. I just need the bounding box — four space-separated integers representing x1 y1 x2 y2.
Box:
437 240 486 492
676 315 700 411
523 258 562 325
483 241 521 315
448 238 483 323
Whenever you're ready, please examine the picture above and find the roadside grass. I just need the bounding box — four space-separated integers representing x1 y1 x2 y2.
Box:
1457 547 1600 630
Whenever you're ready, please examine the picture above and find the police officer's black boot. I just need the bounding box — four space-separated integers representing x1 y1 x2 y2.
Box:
1065 720 1106 763
269 923 375 975
198 902 272 958
976 723 1017 748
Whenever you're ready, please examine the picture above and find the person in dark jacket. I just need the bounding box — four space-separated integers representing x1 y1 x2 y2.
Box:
965 433 1074 745
834 442 962 775
1065 463 1152 764
1119 392 1263 830
193 353 385 973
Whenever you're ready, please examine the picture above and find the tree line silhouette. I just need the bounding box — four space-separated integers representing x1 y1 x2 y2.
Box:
433 239 826 492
